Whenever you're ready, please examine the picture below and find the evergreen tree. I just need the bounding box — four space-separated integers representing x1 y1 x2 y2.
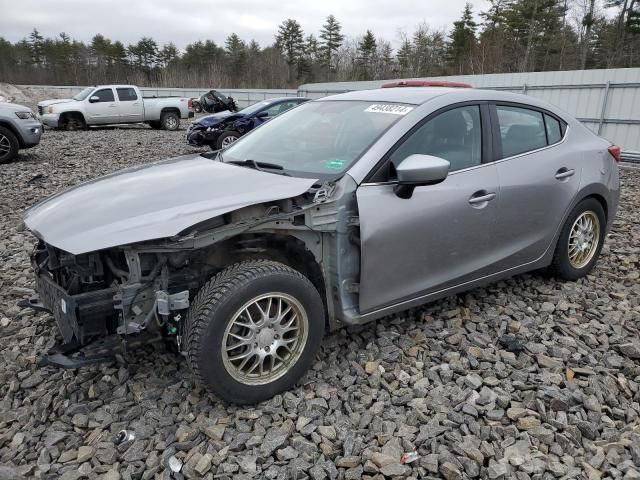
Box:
319 14 345 77
448 3 477 73
356 30 377 80
275 19 305 82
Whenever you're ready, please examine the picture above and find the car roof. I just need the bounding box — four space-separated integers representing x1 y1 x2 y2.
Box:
316 87 565 114
265 97 310 103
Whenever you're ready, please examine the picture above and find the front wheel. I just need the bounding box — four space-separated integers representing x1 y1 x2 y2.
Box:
184 260 324 404
0 126 19 164
216 131 240 149
549 198 606 280
193 102 202 113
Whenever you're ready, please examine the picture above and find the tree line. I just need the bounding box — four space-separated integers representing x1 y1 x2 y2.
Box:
0 0 639 89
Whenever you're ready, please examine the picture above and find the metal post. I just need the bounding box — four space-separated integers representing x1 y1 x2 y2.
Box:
597 81 611 135
522 83 528 95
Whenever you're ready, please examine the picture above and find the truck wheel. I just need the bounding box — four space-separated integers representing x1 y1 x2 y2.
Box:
0 126 19 164
216 131 240 149
548 198 606 281
184 260 324 404
160 112 180 131
64 115 86 131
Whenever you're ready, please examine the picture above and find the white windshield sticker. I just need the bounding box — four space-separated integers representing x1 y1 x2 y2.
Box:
365 104 414 115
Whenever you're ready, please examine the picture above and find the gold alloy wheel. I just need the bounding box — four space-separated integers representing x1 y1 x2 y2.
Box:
221 293 308 385
568 211 600 269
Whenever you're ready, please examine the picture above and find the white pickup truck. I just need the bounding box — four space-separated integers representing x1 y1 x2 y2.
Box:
38 85 194 131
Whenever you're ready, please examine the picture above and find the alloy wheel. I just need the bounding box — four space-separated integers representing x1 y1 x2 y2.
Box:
0 134 10 159
221 293 308 385
221 135 238 147
567 211 600 269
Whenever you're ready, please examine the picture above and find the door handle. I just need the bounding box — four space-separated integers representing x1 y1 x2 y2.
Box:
468 191 496 205
555 168 575 180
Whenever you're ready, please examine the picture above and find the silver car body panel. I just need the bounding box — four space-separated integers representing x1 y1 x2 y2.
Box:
23 86 620 332
24 154 317 255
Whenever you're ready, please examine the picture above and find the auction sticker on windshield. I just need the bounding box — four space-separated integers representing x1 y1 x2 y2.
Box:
365 104 414 115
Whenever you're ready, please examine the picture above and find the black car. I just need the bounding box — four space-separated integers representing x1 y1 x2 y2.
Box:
191 90 239 114
187 97 310 150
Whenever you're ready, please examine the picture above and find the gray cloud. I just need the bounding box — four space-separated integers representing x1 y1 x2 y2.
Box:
0 0 491 49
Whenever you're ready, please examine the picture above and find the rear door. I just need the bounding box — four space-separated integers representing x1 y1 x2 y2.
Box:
84 88 119 124
491 103 581 269
356 103 502 312
116 87 143 123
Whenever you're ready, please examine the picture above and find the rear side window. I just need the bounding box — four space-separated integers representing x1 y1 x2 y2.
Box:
496 106 546 158
544 113 562 144
93 89 115 102
117 88 138 102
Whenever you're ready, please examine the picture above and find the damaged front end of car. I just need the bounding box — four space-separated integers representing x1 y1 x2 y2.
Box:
23 240 192 367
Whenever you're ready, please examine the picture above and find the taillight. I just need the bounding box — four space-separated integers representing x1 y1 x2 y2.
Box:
608 145 621 162
188 98 193 109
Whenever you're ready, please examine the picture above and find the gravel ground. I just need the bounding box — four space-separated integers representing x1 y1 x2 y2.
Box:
0 127 639 480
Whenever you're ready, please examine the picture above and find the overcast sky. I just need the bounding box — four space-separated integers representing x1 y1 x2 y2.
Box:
0 0 492 49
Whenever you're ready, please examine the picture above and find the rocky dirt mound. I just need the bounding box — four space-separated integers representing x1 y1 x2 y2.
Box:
0 128 638 479
0 83 32 105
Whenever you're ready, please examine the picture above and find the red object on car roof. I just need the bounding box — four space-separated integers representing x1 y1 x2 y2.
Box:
381 80 473 88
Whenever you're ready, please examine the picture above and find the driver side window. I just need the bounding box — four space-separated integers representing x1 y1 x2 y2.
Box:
389 105 482 174
92 89 115 102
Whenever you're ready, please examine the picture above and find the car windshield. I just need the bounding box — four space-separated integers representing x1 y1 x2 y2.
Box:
238 100 272 116
221 100 413 178
73 87 94 101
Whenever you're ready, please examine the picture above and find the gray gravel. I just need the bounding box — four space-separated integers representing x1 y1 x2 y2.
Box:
1 128 639 480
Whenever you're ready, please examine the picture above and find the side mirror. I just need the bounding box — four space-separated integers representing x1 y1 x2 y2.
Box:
88 96 100 103
256 111 269 119
393 154 450 199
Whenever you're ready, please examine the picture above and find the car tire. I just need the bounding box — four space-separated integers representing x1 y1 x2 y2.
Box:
160 112 180 131
216 131 240 149
548 198 606 281
184 260 324 404
193 102 202 113
64 115 86 131
0 126 19 164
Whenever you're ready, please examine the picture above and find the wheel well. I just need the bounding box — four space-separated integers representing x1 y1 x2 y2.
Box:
161 107 180 117
583 193 608 221
60 111 85 124
0 120 23 147
180 233 328 326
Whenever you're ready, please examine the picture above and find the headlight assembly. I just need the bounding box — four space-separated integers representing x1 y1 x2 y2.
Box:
15 111 35 119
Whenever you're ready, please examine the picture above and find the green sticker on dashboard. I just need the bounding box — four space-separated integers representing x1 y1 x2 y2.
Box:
325 159 346 170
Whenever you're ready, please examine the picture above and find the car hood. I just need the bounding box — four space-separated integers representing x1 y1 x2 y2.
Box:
38 99 74 107
197 111 246 127
24 154 317 255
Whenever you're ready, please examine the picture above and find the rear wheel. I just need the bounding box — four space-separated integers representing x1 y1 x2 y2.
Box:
549 198 606 280
0 126 19 164
184 260 324 404
160 112 180 131
216 131 240 149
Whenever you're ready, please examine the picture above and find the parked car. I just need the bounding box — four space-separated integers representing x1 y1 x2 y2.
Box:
21 83 620 404
0 101 42 164
191 90 238 114
38 85 193 131
187 96 310 149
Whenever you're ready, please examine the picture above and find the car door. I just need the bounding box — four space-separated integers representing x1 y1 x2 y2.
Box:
491 103 581 269
85 88 118 124
356 103 501 313
116 87 143 123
